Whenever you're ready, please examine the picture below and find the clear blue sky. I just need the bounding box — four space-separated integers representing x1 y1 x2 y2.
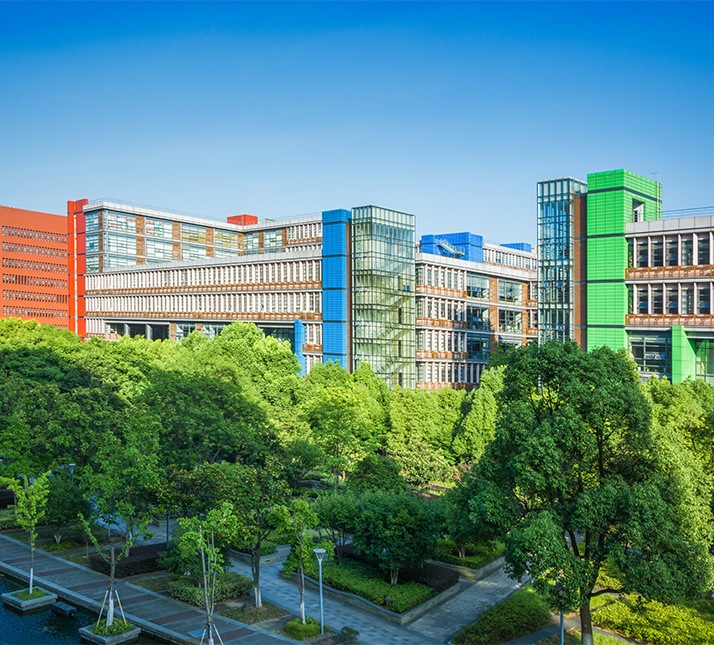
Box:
2 2 713 244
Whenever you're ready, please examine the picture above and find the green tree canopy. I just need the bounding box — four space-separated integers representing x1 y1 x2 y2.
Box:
462 342 714 645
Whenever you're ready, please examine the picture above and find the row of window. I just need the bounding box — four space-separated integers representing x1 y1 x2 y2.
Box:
630 283 713 315
288 222 321 241
1 290 67 303
417 266 528 303
87 291 322 315
1 274 68 289
417 361 485 385
1 242 66 257
629 233 712 268
2 306 66 318
1 226 66 244
483 247 537 271
1 258 66 273
89 259 322 291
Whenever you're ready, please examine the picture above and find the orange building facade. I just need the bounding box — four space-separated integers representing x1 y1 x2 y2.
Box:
0 205 70 329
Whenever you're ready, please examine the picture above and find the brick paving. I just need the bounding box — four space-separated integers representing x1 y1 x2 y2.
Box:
0 534 292 644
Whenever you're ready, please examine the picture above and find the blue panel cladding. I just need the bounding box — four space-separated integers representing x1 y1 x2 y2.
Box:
321 209 351 369
502 242 532 252
294 319 306 376
420 232 483 262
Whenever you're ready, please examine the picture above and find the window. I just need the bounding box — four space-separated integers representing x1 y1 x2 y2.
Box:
498 309 522 333
467 274 489 299
181 224 207 244
145 218 174 240
498 280 521 304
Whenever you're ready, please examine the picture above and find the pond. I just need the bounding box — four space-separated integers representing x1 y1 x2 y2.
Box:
0 575 164 644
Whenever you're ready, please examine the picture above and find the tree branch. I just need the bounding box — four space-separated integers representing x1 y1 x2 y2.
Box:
591 587 619 597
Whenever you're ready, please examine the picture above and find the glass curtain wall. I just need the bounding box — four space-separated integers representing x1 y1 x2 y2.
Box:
351 206 416 388
537 178 587 342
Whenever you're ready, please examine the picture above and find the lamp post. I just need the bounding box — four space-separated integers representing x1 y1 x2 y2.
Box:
68 463 76 483
313 547 326 634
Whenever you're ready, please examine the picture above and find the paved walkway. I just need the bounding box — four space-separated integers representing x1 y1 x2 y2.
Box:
229 551 523 644
1 530 535 645
0 534 292 644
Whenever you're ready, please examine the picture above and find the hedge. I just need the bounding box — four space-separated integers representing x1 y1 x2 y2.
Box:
453 585 551 644
303 557 435 613
89 542 166 578
169 572 253 606
336 544 458 592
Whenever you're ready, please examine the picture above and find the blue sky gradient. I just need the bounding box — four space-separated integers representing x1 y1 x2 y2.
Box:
2 2 713 243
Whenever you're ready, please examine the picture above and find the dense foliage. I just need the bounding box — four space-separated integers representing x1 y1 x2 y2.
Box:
456 341 714 645
1 319 713 636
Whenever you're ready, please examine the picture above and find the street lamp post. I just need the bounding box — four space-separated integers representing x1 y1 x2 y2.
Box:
313 547 326 634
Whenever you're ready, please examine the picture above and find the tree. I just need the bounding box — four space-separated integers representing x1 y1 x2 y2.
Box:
347 454 407 493
231 459 290 608
45 472 89 544
1 472 50 594
452 365 504 464
177 502 244 645
353 491 439 585
463 342 714 645
387 388 458 485
302 384 375 489
313 491 359 563
276 498 332 625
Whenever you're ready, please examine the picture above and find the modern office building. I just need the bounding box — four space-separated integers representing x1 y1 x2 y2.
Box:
77 199 537 389
0 205 70 329
537 178 587 345
538 168 714 383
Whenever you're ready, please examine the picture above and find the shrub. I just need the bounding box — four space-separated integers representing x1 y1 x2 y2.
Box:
43 539 81 552
593 594 714 645
284 616 321 641
338 544 459 592
338 626 360 643
91 619 136 636
89 542 166 578
0 508 19 530
453 586 551 644
169 571 253 606
303 557 435 613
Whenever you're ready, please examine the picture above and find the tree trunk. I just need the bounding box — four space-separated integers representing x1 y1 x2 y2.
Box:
29 533 35 594
298 563 306 624
458 545 466 559
390 567 399 585
580 601 594 645
251 547 262 608
107 547 116 627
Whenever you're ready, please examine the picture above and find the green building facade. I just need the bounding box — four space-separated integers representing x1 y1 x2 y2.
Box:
585 170 662 353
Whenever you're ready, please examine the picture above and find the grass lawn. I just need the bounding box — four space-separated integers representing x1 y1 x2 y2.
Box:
537 631 634 645
592 594 714 645
220 602 288 625
129 573 173 594
59 551 91 567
